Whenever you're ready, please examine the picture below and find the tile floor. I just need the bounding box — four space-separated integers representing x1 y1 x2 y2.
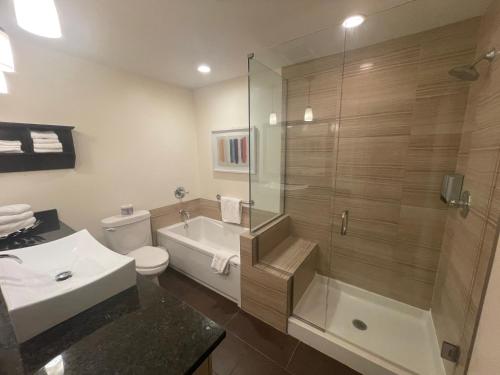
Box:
159 269 360 375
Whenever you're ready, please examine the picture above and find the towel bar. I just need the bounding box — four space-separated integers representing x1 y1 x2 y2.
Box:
216 194 254 206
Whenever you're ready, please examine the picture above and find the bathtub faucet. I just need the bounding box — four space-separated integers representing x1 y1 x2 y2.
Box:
179 209 190 229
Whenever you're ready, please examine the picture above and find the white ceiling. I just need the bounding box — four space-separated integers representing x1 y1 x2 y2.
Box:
0 0 493 88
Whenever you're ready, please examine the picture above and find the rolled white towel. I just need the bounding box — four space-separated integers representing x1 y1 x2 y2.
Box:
32 138 60 144
0 217 36 237
30 130 59 140
0 204 31 216
0 140 22 147
0 211 34 225
33 142 63 150
34 147 63 153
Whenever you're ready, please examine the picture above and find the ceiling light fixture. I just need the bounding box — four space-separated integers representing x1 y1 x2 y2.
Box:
197 64 211 74
14 0 62 38
0 72 8 94
342 15 365 29
0 28 14 72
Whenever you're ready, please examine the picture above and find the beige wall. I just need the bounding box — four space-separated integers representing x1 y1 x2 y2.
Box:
469 239 500 375
193 76 249 202
0 37 200 241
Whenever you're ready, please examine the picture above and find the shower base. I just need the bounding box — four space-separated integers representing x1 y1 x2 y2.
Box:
289 274 445 375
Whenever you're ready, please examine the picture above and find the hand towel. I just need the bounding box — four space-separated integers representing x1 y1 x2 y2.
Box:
31 138 60 144
0 211 34 225
0 217 36 237
210 250 237 275
0 204 31 216
0 140 22 147
33 142 63 149
30 131 59 140
220 196 242 224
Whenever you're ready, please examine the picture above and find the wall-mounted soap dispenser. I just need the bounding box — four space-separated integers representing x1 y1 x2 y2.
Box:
441 174 471 217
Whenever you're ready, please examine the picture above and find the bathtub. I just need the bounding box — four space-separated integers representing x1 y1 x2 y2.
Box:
156 216 248 304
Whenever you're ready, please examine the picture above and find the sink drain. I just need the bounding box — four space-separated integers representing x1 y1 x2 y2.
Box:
352 319 367 331
55 271 73 282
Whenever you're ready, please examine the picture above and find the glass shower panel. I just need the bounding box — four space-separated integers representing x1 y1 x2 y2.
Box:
248 57 286 231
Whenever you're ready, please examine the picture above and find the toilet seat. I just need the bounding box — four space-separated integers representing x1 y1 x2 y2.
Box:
128 246 169 269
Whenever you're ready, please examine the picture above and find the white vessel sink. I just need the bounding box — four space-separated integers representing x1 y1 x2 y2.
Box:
0 229 136 342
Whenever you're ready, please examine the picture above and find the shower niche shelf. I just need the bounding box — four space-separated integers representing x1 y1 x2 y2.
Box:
0 122 76 173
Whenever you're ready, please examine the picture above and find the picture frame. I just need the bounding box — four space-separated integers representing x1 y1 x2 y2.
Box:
211 127 256 174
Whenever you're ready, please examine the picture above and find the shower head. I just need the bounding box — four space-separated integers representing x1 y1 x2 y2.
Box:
448 48 498 81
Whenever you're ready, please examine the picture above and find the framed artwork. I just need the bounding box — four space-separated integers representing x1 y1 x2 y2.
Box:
211 127 256 174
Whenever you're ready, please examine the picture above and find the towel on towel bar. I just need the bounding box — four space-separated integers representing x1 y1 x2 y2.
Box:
0 211 34 225
0 204 31 216
210 250 237 275
0 217 36 237
220 196 242 224
30 131 59 140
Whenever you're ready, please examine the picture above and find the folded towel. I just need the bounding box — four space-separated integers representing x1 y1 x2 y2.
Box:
34 146 63 153
0 140 22 147
30 130 59 140
33 142 63 149
210 250 237 275
220 196 242 224
32 138 60 144
0 148 23 153
0 204 31 216
0 211 34 225
0 217 36 237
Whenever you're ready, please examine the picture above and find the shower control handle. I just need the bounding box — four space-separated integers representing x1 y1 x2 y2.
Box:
341 210 349 236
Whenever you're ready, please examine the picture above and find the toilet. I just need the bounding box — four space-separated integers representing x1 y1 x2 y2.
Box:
101 210 169 284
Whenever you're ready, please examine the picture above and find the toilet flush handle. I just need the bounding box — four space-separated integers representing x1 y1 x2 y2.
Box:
105 227 116 232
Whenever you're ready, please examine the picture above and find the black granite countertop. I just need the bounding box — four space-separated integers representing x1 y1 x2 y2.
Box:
0 211 225 374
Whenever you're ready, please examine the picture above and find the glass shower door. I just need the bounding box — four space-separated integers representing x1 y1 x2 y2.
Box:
248 56 286 231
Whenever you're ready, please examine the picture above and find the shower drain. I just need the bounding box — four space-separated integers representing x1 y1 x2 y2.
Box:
352 319 367 331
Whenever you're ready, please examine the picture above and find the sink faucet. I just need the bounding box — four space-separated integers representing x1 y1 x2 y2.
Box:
179 209 190 229
0 254 22 264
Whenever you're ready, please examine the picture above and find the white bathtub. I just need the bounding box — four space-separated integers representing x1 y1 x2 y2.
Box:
156 216 248 304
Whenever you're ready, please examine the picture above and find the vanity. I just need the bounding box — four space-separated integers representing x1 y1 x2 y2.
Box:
0 210 225 374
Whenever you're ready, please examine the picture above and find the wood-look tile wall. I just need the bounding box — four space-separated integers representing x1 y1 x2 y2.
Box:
282 17 481 309
432 2 500 373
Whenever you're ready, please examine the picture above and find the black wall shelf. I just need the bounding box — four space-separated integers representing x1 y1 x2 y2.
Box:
0 122 76 173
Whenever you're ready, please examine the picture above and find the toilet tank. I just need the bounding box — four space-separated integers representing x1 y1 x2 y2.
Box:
101 210 152 254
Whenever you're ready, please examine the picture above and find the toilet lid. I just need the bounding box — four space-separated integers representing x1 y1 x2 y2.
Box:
128 246 169 269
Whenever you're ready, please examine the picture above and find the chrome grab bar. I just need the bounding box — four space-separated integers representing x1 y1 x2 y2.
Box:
216 194 254 206
341 210 349 236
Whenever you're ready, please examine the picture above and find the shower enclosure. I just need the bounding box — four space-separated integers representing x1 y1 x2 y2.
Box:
248 0 500 374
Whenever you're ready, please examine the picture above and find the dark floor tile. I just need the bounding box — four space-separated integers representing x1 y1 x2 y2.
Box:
226 310 299 367
159 268 239 326
287 342 361 375
212 332 290 375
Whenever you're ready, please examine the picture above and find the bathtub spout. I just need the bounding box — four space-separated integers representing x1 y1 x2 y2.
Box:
179 209 190 229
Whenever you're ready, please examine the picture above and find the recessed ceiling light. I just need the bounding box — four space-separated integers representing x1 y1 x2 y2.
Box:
197 64 211 74
14 0 62 38
342 15 365 29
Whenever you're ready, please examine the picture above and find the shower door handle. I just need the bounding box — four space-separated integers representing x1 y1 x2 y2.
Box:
341 210 349 236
